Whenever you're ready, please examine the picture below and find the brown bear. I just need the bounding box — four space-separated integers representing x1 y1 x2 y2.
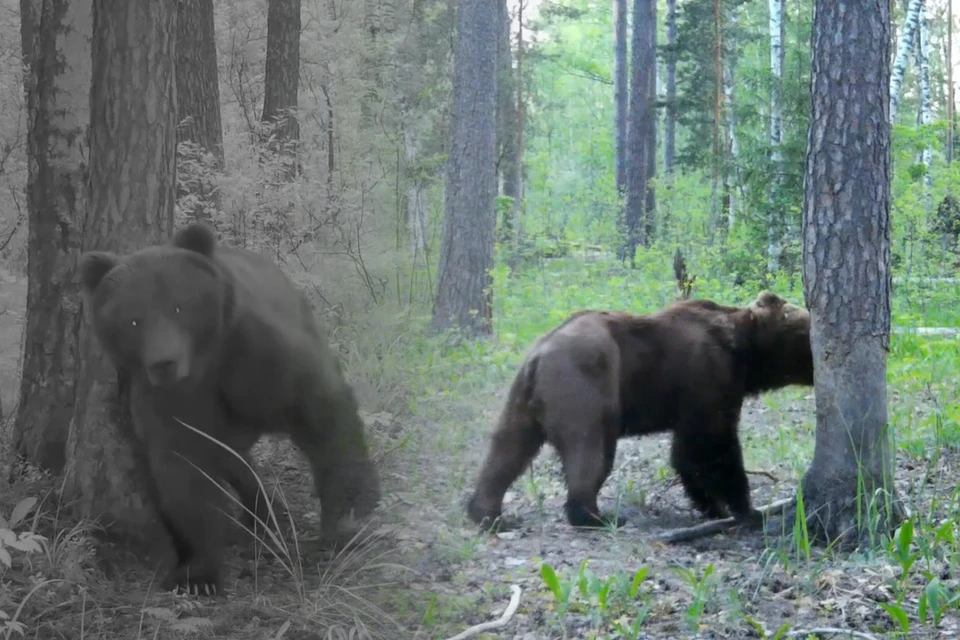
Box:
466 292 813 531
79 222 381 596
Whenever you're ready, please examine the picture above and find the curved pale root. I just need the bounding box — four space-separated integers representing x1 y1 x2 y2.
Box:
444 584 522 640
653 497 796 544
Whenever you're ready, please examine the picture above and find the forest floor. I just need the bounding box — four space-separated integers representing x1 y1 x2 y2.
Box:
3 258 960 639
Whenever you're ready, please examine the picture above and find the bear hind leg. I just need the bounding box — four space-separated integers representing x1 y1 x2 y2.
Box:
467 408 547 531
557 406 623 529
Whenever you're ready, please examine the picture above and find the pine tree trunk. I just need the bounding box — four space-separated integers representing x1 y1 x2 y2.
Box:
624 0 656 258
799 0 902 545
430 0 497 335
13 0 92 473
63 0 178 534
664 0 676 175
614 0 628 194
176 0 224 222
497 0 520 239
262 0 301 177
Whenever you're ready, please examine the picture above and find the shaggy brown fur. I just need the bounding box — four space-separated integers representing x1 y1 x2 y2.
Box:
466 292 813 530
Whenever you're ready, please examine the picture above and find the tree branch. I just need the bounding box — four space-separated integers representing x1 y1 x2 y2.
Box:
444 585 522 640
653 497 796 544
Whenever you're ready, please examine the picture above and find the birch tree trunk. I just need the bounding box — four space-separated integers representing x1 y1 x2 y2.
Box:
913 1 933 211
63 0 178 533
13 0 92 473
890 0 922 123
723 4 741 230
767 0 785 275
799 0 902 545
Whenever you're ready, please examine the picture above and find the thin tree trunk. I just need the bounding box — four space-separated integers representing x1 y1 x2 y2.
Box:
799 0 902 544
404 126 427 260
767 0 785 274
913 1 932 212
948 0 954 167
13 0 92 473
709 0 722 241
624 0 656 258
890 0 922 123
723 10 740 231
431 0 497 335
664 0 676 175
514 0 525 239
498 0 520 241
176 0 224 223
63 0 178 533
614 0 628 193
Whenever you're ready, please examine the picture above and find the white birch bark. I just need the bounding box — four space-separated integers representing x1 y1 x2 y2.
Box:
890 0 922 123
767 0 785 274
724 4 741 229
914 0 933 211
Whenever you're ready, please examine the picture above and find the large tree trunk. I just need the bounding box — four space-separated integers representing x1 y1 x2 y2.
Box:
613 0 628 194
623 0 656 260
430 0 497 336
176 0 224 223
63 0 178 534
800 0 901 544
261 0 301 177
13 0 92 473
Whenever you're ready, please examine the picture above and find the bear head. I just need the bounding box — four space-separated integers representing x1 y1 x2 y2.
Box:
78 224 233 388
743 291 814 394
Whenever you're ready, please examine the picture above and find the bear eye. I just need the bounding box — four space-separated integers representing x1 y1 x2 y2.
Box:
131 319 138 328
175 306 181 314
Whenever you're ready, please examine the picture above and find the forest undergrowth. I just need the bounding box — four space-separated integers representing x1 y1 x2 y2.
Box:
2 250 960 639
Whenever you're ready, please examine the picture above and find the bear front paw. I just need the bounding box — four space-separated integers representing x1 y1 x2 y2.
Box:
161 563 223 597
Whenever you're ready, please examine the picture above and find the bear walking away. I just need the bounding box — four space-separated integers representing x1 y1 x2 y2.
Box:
79 223 381 595
466 292 813 531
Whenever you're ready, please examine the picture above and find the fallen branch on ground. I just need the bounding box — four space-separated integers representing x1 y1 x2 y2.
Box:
444 584 522 640
653 497 796 544
745 469 779 483
786 628 879 640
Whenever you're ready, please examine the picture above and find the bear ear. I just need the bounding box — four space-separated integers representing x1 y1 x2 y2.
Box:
172 222 217 257
78 251 121 294
752 291 786 309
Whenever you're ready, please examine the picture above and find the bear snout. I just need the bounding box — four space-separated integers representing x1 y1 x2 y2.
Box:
146 358 189 386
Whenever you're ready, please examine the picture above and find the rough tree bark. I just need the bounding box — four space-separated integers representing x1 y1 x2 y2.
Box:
799 0 902 544
262 0 301 177
63 0 178 534
176 0 224 222
613 0 628 194
430 0 497 336
13 0 92 473
623 0 656 259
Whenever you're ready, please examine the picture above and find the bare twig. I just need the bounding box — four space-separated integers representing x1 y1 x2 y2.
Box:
443 585 522 640
745 469 779 483
786 628 879 640
654 497 796 544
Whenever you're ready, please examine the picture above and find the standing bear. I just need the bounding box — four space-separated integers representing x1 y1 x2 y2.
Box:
79 222 381 595
466 292 813 531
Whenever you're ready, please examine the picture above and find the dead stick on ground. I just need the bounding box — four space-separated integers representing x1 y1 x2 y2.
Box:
745 469 779 483
786 628 878 640
654 497 796 544
444 584 522 640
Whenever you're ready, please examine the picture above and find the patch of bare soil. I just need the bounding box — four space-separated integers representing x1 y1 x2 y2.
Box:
387 392 960 640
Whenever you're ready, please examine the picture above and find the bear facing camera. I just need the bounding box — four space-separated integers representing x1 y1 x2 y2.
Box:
466 292 814 533
78 222 382 597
